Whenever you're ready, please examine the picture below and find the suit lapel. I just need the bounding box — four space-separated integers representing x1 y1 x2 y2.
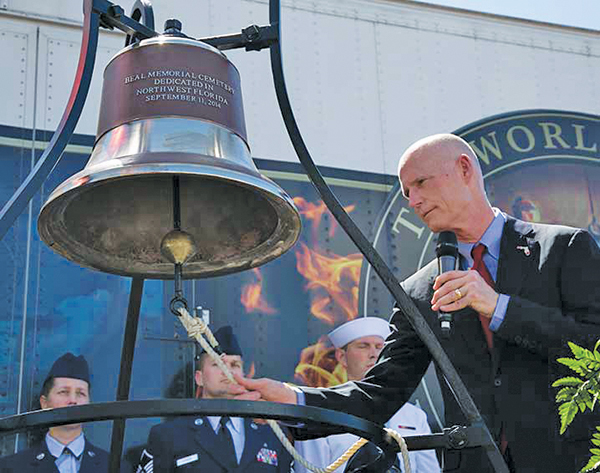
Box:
496 216 537 296
237 419 264 471
191 416 235 470
79 440 102 472
29 442 59 471
493 216 538 369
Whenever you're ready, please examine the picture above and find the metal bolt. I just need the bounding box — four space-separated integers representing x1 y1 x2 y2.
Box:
164 19 182 34
242 24 261 41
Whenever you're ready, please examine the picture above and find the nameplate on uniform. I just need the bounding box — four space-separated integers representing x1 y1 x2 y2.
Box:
176 453 199 467
256 447 278 466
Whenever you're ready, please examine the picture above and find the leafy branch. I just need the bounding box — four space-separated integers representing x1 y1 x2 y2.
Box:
553 339 600 472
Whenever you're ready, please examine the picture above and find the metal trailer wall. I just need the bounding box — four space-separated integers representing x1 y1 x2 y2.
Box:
1 0 600 463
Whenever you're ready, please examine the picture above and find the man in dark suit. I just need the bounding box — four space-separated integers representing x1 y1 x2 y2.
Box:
233 134 600 472
136 326 292 472
0 353 109 472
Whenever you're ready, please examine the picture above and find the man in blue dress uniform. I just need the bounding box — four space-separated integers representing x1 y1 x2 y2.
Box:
136 326 292 472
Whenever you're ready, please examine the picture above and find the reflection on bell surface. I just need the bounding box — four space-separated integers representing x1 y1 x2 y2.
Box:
37 29 301 279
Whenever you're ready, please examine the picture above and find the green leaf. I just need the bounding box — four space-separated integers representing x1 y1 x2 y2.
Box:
556 386 578 402
553 377 584 387
558 358 592 376
569 341 582 354
559 402 579 434
586 400 596 410
581 455 600 473
591 438 600 447
594 339 600 361
570 342 596 361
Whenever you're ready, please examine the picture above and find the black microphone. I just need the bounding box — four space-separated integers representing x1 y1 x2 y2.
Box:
436 231 458 338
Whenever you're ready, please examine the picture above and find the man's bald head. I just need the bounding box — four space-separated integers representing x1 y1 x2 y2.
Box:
398 133 481 180
397 133 493 241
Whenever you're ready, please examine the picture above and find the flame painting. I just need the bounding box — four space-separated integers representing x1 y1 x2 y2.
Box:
291 197 363 387
293 335 348 387
295 243 362 324
237 194 363 387
240 268 277 315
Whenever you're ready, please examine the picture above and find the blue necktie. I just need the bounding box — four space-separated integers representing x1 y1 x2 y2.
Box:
218 416 237 467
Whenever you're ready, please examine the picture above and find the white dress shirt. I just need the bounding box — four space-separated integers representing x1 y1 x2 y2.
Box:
294 403 440 473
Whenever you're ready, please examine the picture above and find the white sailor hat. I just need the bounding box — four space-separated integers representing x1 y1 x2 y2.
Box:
328 317 391 349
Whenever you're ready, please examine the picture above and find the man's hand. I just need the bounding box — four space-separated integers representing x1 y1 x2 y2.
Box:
431 269 499 318
230 374 298 404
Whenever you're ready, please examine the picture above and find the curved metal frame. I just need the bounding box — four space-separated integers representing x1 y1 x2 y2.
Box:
125 0 154 46
0 400 388 445
0 0 510 472
0 399 492 454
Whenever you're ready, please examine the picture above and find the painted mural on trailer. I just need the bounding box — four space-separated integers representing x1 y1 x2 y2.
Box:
0 109 599 457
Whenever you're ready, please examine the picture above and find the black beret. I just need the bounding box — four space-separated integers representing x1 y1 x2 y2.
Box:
45 353 90 385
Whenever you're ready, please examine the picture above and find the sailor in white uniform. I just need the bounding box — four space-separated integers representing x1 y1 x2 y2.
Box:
294 317 441 473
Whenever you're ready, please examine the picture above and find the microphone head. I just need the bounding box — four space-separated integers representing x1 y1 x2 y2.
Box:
436 231 458 257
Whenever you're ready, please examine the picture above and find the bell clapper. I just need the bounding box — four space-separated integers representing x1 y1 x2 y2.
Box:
160 176 198 316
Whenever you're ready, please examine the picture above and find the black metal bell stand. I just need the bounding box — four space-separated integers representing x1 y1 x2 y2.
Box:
0 0 509 472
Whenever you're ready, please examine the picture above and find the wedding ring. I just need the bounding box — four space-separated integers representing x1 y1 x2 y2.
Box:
454 288 463 300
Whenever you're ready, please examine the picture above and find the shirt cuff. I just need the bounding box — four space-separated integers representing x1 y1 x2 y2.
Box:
278 388 305 428
489 294 509 331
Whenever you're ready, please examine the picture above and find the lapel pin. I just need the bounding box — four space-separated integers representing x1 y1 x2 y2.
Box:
88 450 95 457
516 245 531 256
194 418 203 426
36 453 45 460
251 422 258 430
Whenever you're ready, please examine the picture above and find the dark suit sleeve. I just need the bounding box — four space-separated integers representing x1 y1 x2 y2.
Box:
496 229 600 357
299 308 431 438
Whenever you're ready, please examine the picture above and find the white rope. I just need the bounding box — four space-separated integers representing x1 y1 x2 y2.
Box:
177 307 411 473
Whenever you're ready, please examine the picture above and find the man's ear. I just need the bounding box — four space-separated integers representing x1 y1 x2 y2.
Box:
40 395 48 410
458 154 474 182
194 370 203 388
335 348 348 369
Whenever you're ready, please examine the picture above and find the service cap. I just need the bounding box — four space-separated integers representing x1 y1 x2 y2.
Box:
44 353 90 385
328 317 390 349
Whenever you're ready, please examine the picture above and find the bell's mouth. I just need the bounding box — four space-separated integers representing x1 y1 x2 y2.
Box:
38 162 301 279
